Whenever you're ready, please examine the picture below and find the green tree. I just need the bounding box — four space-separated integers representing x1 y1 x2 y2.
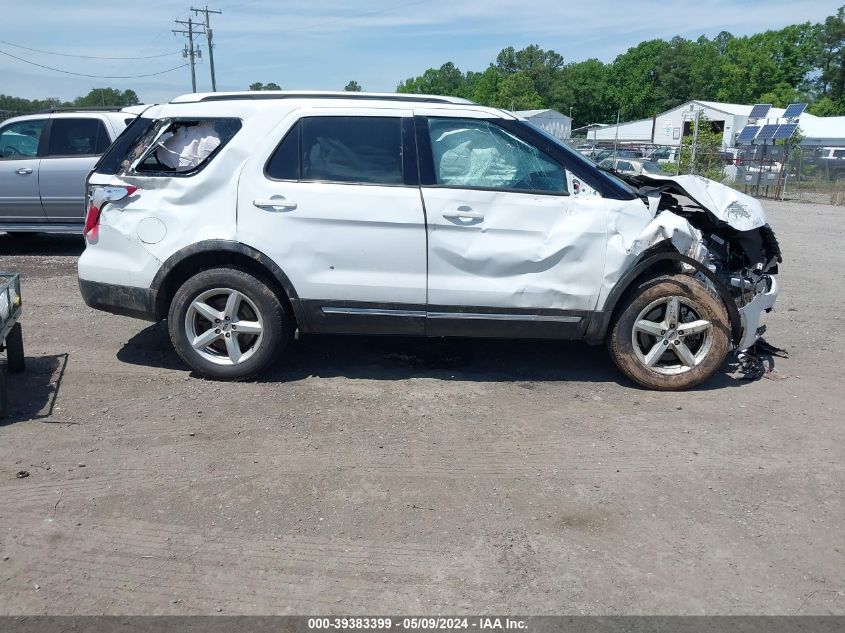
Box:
397 62 466 97
552 59 613 126
816 6 845 98
344 80 363 92
678 116 724 180
249 82 281 91
608 39 671 120
492 73 543 110
72 88 139 108
494 45 564 105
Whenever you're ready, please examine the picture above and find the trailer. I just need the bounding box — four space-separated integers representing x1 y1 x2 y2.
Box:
0 273 24 418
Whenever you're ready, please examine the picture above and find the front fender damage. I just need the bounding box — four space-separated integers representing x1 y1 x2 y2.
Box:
601 174 781 354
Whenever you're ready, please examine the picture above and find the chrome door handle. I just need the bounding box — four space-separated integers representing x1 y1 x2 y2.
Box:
253 197 297 211
15 168 33 175
442 209 484 221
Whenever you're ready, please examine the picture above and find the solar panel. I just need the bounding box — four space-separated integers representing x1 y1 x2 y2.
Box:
749 103 772 119
737 125 760 144
782 103 807 119
773 123 799 140
756 124 780 142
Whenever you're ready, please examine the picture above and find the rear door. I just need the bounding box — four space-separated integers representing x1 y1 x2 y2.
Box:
40 115 113 222
0 117 47 223
236 107 428 335
415 110 608 337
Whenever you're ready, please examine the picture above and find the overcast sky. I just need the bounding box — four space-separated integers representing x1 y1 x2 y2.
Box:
0 0 839 104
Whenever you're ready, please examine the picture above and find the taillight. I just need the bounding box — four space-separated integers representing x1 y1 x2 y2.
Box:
84 185 137 240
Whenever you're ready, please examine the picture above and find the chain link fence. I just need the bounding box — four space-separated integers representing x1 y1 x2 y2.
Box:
565 140 845 206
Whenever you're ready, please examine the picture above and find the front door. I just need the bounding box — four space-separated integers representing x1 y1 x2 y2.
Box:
415 112 608 337
236 108 428 335
0 118 47 223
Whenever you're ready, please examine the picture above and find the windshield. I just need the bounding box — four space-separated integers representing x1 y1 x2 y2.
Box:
521 121 637 195
641 161 663 174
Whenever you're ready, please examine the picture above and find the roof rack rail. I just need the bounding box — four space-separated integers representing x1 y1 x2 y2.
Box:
187 92 475 106
37 106 125 114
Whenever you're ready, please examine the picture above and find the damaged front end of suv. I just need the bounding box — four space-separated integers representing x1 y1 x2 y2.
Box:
602 172 781 367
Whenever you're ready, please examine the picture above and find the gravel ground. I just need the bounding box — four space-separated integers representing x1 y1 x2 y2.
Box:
0 200 843 615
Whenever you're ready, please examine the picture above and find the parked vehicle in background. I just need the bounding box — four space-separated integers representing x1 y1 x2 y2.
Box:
593 148 644 163
648 147 680 164
817 146 845 181
0 107 142 234
78 91 781 391
599 157 663 176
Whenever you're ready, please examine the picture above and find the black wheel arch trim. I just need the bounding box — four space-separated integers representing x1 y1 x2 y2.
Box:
150 240 307 328
585 244 742 346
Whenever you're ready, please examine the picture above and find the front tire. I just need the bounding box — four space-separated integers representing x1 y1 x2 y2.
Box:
607 274 731 391
168 268 289 381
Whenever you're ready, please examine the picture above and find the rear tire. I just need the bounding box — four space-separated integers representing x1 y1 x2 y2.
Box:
6 323 25 374
607 274 731 391
168 268 290 381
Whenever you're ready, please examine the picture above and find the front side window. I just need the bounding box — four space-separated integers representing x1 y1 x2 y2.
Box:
426 118 566 194
47 118 111 157
0 119 46 159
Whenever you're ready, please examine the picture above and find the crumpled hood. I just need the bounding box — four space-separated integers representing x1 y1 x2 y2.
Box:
629 173 768 232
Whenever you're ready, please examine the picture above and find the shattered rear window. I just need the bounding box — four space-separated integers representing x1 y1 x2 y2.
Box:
97 117 242 177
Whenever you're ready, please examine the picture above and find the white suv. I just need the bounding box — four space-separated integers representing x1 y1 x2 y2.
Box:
78 92 781 390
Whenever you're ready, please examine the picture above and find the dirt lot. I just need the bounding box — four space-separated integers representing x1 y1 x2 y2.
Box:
0 200 843 615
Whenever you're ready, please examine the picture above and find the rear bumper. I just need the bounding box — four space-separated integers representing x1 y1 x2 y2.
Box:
79 278 158 322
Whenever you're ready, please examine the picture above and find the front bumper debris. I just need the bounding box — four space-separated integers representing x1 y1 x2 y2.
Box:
737 274 778 351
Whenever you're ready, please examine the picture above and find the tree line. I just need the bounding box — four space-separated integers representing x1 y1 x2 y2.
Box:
0 88 140 115
397 6 845 126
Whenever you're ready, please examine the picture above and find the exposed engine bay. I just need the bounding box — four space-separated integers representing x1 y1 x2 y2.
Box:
624 173 782 353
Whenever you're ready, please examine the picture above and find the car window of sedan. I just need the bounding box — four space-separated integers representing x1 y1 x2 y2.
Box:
46 118 111 157
0 119 46 159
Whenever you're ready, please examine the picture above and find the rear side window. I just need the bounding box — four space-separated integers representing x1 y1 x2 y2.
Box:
47 118 111 157
96 117 241 177
266 116 404 185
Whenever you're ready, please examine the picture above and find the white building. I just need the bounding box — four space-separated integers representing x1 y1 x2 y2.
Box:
587 117 654 144
514 109 572 140
588 100 845 148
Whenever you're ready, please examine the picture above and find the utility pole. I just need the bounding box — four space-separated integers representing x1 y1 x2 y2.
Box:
192 5 221 91
173 17 203 92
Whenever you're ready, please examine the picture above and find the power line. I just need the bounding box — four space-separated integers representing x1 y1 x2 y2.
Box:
173 17 204 92
0 39 180 60
192 6 222 91
0 49 188 79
